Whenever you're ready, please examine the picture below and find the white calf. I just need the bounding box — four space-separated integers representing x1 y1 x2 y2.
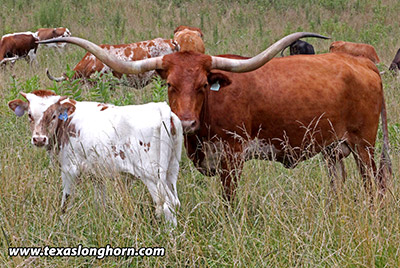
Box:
8 90 183 225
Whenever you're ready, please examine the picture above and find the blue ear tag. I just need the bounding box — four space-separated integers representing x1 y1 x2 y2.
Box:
58 110 68 121
15 105 25 117
210 81 220 91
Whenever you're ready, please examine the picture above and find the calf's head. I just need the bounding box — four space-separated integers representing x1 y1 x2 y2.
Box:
8 90 75 147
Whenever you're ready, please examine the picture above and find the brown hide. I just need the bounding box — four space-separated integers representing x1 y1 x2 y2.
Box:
36 27 70 40
0 33 38 61
329 41 380 64
174 26 205 53
162 52 386 199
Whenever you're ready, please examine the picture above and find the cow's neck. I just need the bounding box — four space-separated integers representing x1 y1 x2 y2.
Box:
47 118 76 153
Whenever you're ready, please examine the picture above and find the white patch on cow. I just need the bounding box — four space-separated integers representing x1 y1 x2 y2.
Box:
87 54 96 62
26 93 61 123
2 31 36 39
63 28 71 37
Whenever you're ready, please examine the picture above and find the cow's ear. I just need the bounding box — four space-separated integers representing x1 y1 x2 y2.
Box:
60 100 76 116
207 72 232 90
8 99 28 117
196 29 204 38
156 69 168 80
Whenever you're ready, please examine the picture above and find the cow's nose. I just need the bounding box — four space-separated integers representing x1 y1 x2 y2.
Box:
32 136 47 147
181 120 199 134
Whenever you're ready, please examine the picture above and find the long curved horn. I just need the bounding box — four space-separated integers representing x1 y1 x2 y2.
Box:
38 37 164 74
46 68 66 82
211 32 330 72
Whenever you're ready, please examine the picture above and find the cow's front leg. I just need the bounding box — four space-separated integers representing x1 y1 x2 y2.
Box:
220 150 244 202
61 166 79 213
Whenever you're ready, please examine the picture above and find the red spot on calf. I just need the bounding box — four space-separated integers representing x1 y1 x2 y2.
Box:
170 118 176 136
32 90 57 97
97 103 109 111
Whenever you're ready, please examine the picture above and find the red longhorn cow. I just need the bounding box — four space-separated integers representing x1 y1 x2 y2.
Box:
39 33 392 201
173 25 205 53
329 41 380 64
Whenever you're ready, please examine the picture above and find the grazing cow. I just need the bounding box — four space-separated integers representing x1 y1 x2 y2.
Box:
36 27 71 49
280 37 329 56
38 33 392 202
329 41 380 64
173 25 205 53
0 32 38 65
8 90 183 225
46 38 179 88
389 48 400 73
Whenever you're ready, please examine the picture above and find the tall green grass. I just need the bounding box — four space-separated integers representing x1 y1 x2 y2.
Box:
1 0 400 267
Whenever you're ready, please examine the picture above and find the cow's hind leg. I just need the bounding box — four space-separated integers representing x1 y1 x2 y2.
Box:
165 156 181 209
141 178 177 226
351 142 381 199
323 141 351 194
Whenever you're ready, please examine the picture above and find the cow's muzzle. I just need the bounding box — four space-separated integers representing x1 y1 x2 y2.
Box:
181 120 199 134
32 135 48 147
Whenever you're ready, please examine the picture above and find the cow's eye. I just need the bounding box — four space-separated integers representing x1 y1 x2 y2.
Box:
28 113 33 121
203 83 209 89
52 114 57 120
167 83 171 88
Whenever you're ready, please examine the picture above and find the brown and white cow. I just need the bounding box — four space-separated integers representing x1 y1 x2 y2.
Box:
0 32 38 65
8 90 183 225
39 33 392 202
173 25 205 53
329 41 380 64
46 38 179 88
36 27 71 49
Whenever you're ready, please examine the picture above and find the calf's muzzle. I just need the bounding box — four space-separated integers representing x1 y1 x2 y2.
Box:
32 135 48 147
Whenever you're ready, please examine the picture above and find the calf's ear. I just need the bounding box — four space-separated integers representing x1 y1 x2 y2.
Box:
8 99 28 117
60 100 76 116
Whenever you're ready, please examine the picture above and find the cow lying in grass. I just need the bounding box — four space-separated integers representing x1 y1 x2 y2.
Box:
8 90 183 225
46 38 179 88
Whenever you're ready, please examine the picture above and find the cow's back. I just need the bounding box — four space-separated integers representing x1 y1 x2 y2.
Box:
204 53 382 152
65 101 176 174
0 33 37 59
329 41 380 64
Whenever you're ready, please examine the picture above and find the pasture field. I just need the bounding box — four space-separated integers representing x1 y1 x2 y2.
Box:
1 0 400 267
